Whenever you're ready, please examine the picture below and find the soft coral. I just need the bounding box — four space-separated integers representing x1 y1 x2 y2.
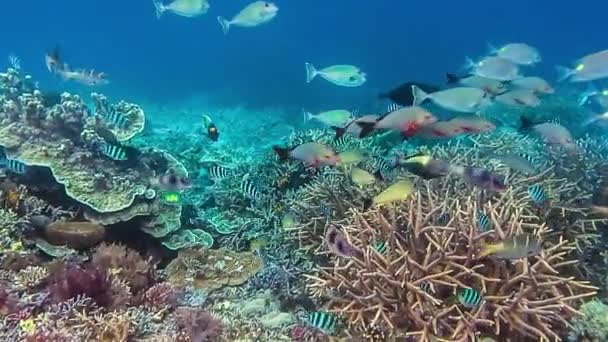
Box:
48 263 113 308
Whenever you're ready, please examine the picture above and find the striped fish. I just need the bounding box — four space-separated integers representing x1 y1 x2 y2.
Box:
528 184 548 204
387 103 403 112
476 210 492 232
373 157 393 173
208 165 231 180
241 179 263 199
437 212 450 225
307 312 338 333
332 136 351 150
0 158 27 174
420 280 432 293
99 106 129 129
373 240 387 254
101 144 128 161
457 288 482 308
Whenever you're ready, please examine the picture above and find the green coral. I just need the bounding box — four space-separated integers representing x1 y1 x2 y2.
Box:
161 229 214 250
569 299 608 342
0 208 20 250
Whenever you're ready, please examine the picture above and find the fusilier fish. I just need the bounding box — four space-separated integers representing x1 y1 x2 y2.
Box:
305 63 366 87
153 0 210 19
412 85 490 113
558 49 608 82
217 1 278 34
489 43 541 65
304 109 353 127
466 56 521 81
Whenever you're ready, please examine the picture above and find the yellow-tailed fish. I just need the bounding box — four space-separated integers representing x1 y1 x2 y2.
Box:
350 167 381 187
366 179 414 208
217 1 278 34
479 234 542 260
558 49 608 82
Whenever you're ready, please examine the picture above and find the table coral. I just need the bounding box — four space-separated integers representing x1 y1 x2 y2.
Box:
165 248 263 292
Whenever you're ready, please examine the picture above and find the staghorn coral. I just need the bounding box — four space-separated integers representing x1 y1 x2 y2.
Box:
306 178 597 341
0 207 22 251
91 243 152 293
14 266 48 289
165 248 263 293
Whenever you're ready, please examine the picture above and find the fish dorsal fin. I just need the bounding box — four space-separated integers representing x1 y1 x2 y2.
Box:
403 151 426 160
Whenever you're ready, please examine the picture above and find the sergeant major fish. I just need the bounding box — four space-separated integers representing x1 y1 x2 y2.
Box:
218 1 278 34
305 63 366 87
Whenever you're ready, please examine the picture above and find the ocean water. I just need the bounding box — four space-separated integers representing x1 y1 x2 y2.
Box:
3 0 606 110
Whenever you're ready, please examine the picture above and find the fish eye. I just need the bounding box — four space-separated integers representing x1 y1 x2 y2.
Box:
265 2 270 7
349 76 357 82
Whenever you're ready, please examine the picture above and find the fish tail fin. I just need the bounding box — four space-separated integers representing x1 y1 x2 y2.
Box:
478 242 501 258
373 170 384 181
333 126 346 139
303 110 312 123
153 0 165 19
578 83 599 106
272 146 290 162
411 85 429 106
446 73 461 84
356 121 376 138
486 42 498 55
582 115 600 127
305 63 317 83
519 116 534 131
556 65 573 82
217 16 230 34
462 56 476 71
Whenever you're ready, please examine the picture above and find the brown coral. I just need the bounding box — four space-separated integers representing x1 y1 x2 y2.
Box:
44 220 106 249
92 243 151 293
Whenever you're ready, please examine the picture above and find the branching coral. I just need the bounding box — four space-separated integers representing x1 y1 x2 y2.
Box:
91 243 152 293
175 307 223 342
306 178 597 341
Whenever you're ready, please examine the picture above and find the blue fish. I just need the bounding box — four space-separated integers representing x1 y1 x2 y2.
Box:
476 210 492 232
457 288 482 308
0 158 27 174
307 311 338 334
373 240 387 254
528 185 548 204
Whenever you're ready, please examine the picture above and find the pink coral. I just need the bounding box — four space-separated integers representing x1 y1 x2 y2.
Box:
175 307 223 342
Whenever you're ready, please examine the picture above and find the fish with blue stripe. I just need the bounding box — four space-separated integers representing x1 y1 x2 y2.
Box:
306 311 338 334
0 158 27 174
476 210 492 232
101 143 129 161
528 184 548 204
373 240 387 254
457 288 482 308
241 179 263 200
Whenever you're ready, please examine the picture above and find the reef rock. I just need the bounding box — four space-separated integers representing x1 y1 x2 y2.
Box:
45 221 106 249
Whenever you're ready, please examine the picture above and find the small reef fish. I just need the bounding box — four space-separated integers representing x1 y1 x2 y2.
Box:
457 288 483 308
337 150 366 166
331 135 351 150
420 280 432 293
156 169 193 191
366 179 415 208
466 56 521 81
218 1 279 34
558 49 608 82
307 311 339 334
445 116 496 134
280 213 296 229
373 157 394 173
373 240 387 254
582 111 608 127
160 191 182 205
8 53 20 70
491 153 536 175
0 158 27 174
273 142 340 168
528 184 548 204
446 73 506 95
489 43 541 65
325 226 361 258
476 210 492 232
351 167 382 187
436 212 450 225
304 109 353 127
356 106 437 139
305 63 366 87
98 106 129 129
241 179 263 200
412 85 490 113
520 117 577 153
153 0 210 19
398 152 450 180
45 47 108 86
101 143 129 161
378 82 441 107
578 85 608 106
495 89 541 107
386 103 403 112
510 76 554 94
479 234 543 260
451 166 506 192
202 114 219 142
333 115 379 139
208 165 231 181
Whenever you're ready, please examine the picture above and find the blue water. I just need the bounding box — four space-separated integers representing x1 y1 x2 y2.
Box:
1 0 605 110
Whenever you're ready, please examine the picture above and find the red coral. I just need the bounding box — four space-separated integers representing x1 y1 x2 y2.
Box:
48 263 113 308
175 307 223 342
91 243 151 293
143 282 175 309
0 284 20 315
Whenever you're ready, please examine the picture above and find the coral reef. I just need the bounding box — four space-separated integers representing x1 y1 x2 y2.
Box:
568 299 608 342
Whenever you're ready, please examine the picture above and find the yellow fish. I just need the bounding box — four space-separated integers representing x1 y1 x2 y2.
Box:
281 213 296 230
479 234 542 260
366 179 414 208
338 150 366 166
351 167 381 187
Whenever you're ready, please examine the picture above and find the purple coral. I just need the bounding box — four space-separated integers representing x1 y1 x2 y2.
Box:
48 263 113 308
175 307 223 342
143 282 175 309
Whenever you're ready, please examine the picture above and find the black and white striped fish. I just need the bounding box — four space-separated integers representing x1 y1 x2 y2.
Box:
476 210 492 232
208 165 231 180
241 179 263 199
332 135 351 150
387 103 404 112
373 157 393 172
0 158 27 174
307 311 338 333
101 143 128 161
528 184 548 204
420 280 432 293
99 105 129 129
